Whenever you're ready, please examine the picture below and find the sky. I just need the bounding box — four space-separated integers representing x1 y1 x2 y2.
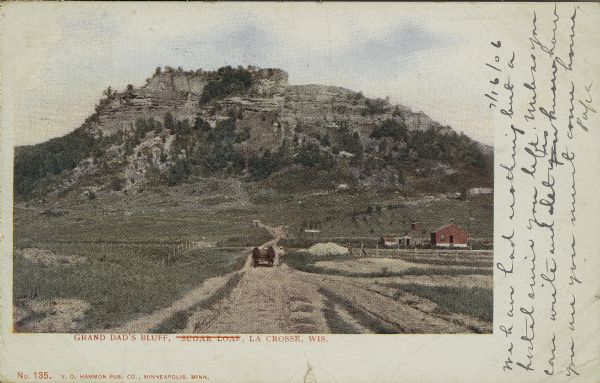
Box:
2 3 501 146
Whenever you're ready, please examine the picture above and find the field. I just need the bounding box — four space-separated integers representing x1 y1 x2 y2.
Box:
13 178 492 333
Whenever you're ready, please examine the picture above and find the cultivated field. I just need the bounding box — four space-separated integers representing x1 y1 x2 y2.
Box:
13 179 492 333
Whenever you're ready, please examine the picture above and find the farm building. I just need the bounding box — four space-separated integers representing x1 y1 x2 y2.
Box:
380 235 427 248
430 224 468 248
379 236 399 248
399 236 412 247
399 222 427 247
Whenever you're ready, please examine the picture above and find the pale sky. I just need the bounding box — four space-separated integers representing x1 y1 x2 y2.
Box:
2 3 509 146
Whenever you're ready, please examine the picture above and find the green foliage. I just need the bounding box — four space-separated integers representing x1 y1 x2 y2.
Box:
363 97 389 115
193 115 211 132
172 119 192 136
248 150 279 181
134 117 160 142
370 118 408 141
14 130 96 196
166 158 190 186
110 177 126 191
235 126 250 143
407 127 489 168
332 124 363 160
204 118 239 171
163 112 175 131
319 132 331 147
200 66 252 103
295 142 334 169
210 118 236 143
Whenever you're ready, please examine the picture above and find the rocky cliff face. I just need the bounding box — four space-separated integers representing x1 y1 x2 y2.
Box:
87 66 439 146
89 66 288 138
14 65 492 199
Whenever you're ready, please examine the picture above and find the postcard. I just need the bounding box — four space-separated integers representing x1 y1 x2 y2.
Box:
1 2 599 382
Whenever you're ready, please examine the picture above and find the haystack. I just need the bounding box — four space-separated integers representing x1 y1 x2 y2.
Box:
307 242 350 256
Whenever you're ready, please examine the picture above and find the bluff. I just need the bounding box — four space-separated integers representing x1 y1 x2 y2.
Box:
14 65 492 198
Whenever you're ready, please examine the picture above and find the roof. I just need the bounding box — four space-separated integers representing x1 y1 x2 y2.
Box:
431 223 466 233
381 236 398 241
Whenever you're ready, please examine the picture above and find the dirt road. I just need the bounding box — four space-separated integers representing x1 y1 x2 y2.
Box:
116 224 491 334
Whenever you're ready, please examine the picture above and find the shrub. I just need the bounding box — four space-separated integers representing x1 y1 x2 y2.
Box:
364 97 389 115
199 66 252 103
166 159 190 186
248 150 279 181
295 142 334 169
193 115 211 132
110 177 126 191
370 119 408 141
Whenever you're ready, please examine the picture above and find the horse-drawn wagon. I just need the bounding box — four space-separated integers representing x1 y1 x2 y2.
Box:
251 246 276 267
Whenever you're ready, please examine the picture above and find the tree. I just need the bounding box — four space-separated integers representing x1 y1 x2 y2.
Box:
295 142 334 170
364 97 389 115
166 158 190 186
371 119 408 141
235 126 250 143
193 115 211 132
211 118 236 143
173 119 192 136
248 150 279 180
134 118 152 141
153 119 163 134
199 66 253 103
164 112 175 131
319 132 331 147
111 177 126 191
103 86 113 98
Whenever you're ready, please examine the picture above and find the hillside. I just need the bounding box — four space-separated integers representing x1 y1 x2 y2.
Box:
14 65 492 199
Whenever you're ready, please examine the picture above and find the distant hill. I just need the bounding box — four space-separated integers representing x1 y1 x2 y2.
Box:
14 65 492 199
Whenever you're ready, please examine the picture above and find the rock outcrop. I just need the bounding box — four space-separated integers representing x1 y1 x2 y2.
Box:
14 65 492 199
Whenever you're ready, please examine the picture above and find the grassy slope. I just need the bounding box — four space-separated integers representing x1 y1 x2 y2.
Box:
14 246 247 331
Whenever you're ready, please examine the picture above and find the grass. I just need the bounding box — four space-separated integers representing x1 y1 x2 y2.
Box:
150 272 243 333
389 283 493 322
216 226 273 247
394 256 492 269
319 288 398 334
246 182 493 243
13 180 492 332
283 251 492 277
13 245 247 331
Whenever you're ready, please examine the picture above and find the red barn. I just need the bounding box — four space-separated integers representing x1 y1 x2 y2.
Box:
430 224 468 248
